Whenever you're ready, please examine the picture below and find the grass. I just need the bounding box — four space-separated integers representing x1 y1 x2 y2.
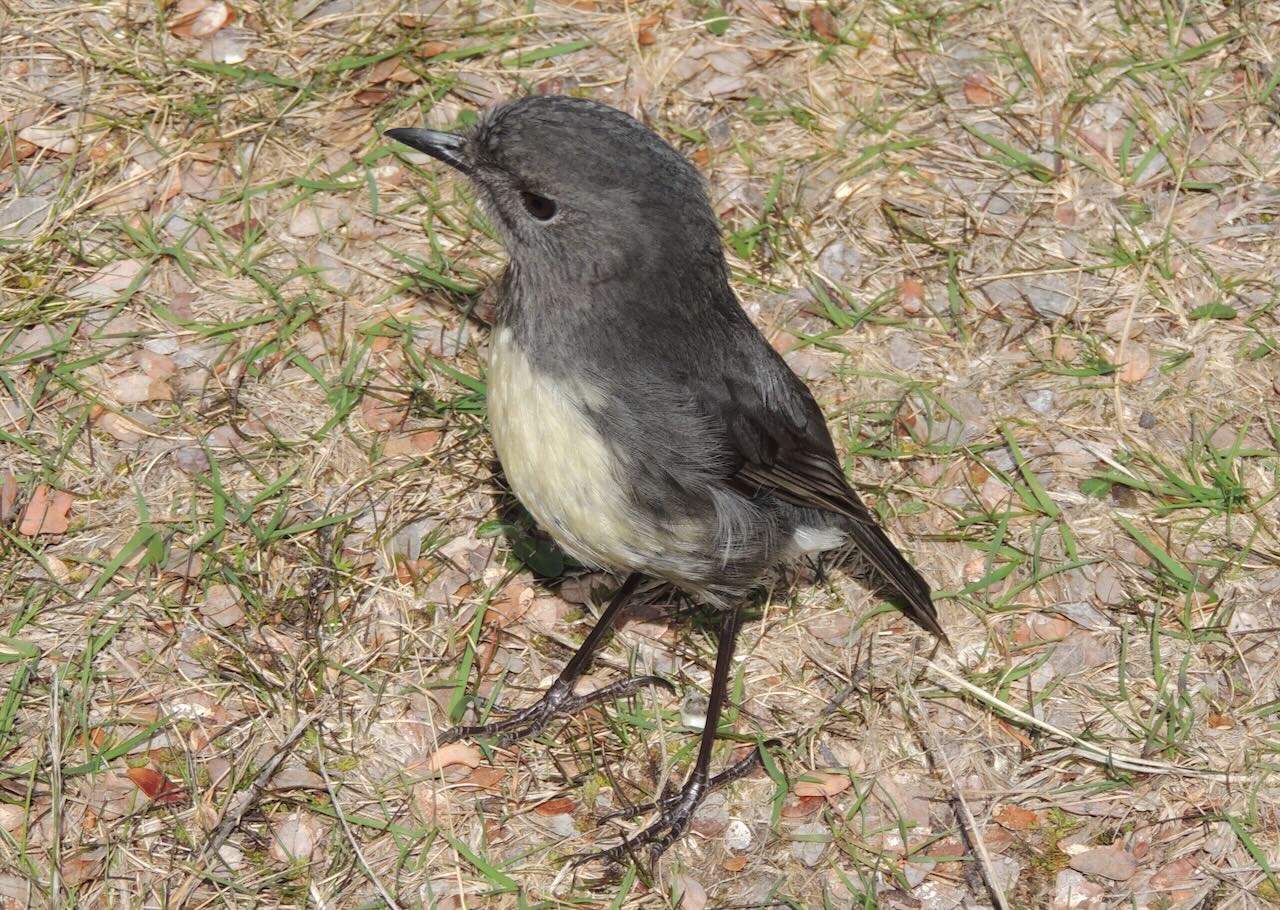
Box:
0 0 1278 907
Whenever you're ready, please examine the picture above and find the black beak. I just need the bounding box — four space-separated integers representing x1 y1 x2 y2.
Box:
384 127 470 174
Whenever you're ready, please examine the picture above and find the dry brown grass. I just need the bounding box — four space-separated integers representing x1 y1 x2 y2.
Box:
2 0 1279 907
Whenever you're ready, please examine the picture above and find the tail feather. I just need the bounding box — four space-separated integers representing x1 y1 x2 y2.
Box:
843 519 947 642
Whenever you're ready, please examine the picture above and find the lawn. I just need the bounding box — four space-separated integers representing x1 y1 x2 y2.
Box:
1 0 1278 907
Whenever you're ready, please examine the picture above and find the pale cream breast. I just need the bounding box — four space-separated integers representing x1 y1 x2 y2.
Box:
487 327 676 573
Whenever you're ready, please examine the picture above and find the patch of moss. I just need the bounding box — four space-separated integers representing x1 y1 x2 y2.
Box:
1006 808 1084 909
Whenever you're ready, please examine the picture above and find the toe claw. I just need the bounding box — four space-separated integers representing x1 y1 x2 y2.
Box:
432 725 465 747
596 798 662 824
582 796 696 866
641 675 678 694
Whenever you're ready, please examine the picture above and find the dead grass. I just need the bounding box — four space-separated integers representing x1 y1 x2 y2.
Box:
1 0 1278 907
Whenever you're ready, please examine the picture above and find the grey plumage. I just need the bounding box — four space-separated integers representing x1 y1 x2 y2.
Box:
392 97 940 636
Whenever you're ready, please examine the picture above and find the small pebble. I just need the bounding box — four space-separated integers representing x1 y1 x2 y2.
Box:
887 333 922 372
544 813 576 838
903 861 931 887
143 336 180 355
691 792 729 836
1022 389 1055 414
1024 275 1075 319
724 819 751 851
200 584 245 627
790 821 829 867
681 693 709 730
816 240 863 282
1052 869 1105 910
1069 845 1137 882
173 446 210 474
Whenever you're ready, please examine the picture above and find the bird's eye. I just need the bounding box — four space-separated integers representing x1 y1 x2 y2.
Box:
520 191 557 221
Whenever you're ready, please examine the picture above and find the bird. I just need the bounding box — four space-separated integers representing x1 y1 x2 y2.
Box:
386 95 944 864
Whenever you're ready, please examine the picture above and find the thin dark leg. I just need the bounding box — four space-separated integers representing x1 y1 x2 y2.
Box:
436 573 672 747
577 606 745 866
688 606 742 791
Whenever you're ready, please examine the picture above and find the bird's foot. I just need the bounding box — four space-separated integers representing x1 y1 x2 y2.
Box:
595 741 772 824
574 779 705 867
575 741 776 866
437 675 674 748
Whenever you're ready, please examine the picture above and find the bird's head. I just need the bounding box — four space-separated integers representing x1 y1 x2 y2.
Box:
387 96 724 285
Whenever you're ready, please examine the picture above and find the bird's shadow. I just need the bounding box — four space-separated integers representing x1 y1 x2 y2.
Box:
489 461 573 581
490 461 732 631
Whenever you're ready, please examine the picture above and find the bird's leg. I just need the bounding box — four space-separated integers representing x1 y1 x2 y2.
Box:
436 573 673 748
576 605 744 866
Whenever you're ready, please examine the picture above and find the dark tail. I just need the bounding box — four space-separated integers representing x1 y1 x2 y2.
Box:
841 518 947 643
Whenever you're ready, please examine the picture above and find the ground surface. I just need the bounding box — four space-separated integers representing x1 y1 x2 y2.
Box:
2 0 1279 907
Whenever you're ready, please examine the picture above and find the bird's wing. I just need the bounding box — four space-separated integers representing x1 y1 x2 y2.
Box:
694 327 945 640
